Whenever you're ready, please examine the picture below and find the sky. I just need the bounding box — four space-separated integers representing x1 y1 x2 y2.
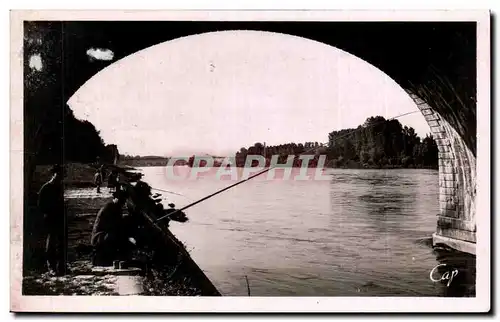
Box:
68 30 431 157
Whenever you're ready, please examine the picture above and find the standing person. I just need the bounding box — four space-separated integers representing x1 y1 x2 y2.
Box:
107 170 117 192
37 164 67 276
94 167 103 193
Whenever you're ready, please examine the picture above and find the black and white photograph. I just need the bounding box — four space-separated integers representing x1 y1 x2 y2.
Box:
9 9 491 313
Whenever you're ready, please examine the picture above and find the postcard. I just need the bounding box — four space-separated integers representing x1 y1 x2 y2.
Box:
10 9 491 313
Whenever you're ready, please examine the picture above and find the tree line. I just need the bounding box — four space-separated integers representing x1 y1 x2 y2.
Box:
214 116 438 169
326 116 438 169
29 102 118 166
24 22 118 171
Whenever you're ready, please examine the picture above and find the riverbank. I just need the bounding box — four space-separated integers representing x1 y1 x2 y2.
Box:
22 163 218 296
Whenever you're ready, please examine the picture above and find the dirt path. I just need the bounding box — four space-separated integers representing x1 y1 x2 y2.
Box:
65 188 113 260
64 187 113 199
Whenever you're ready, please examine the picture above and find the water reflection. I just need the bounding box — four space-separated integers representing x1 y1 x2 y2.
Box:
335 171 417 234
328 170 475 297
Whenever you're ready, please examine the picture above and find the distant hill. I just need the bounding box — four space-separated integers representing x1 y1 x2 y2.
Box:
118 155 170 167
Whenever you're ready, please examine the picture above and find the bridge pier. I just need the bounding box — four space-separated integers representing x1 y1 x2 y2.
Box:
409 92 476 255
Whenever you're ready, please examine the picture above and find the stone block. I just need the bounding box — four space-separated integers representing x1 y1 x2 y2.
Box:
437 217 475 231
438 144 452 153
425 113 440 121
434 137 449 145
440 204 458 216
453 143 465 154
428 120 441 128
420 108 434 116
432 233 476 255
439 186 456 194
444 204 457 210
439 171 455 180
439 194 457 204
439 166 457 175
438 158 454 168
432 131 447 140
440 201 457 212
436 227 477 243
438 151 453 159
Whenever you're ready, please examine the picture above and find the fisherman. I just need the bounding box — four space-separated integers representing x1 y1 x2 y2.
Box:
94 167 103 193
37 164 67 276
90 190 137 266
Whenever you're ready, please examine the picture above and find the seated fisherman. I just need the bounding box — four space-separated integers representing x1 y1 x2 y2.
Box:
90 190 137 266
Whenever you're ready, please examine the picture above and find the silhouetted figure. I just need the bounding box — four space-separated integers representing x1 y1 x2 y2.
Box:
115 173 121 191
37 164 67 276
94 167 103 193
107 170 118 192
91 190 136 266
162 203 188 226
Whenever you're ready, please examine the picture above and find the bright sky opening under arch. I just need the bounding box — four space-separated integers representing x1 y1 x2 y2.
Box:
68 30 431 157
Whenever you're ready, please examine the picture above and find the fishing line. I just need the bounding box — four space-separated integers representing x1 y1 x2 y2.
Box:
155 110 421 223
150 186 191 199
320 110 421 146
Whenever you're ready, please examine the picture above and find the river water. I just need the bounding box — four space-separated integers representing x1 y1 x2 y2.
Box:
139 166 470 296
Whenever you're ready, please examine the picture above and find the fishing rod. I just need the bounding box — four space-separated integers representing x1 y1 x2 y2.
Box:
155 110 420 223
155 164 274 223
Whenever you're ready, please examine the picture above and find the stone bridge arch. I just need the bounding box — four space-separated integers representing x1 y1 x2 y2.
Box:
23 21 478 255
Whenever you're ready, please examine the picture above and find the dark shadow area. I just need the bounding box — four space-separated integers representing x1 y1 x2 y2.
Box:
432 245 476 297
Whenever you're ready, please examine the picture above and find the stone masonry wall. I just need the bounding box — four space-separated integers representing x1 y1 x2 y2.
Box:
408 93 476 244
